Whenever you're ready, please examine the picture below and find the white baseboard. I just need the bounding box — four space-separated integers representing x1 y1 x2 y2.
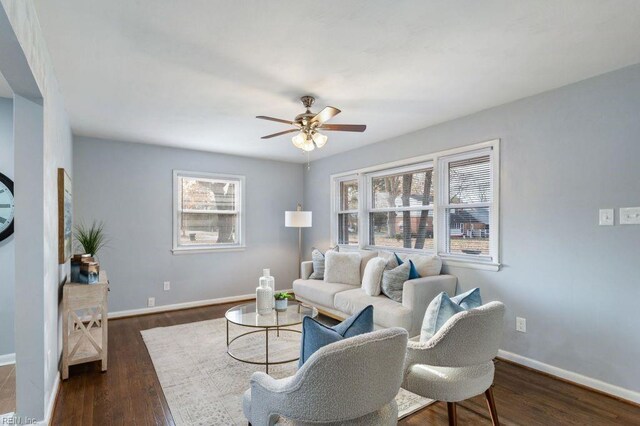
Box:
0 353 15 366
108 289 294 319
40 373 60 426
498 349 640 405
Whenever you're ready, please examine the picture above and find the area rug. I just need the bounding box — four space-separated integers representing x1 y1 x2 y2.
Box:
141 317 433 425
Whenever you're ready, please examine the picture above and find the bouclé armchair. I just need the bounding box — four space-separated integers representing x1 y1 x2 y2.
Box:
243 327 408 426
402 301 505 426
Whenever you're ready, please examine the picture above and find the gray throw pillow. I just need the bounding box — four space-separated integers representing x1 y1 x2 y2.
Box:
381 262 411 302
309 246 338 280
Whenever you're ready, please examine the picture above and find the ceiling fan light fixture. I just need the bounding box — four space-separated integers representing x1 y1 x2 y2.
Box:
312 131 328 148
291 132 307 149
301 138 315 152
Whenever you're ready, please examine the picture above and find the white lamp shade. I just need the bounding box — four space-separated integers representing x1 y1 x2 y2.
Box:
285 210 312 228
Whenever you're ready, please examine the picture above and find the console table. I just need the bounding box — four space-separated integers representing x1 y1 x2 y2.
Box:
62 270 109 380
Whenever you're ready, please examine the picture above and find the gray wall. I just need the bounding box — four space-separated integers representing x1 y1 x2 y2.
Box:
73 137 304 313
0 96 13 357
303 64 640 393
1 1 74 420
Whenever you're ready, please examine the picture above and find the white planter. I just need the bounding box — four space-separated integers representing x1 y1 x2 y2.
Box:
274 299 288 312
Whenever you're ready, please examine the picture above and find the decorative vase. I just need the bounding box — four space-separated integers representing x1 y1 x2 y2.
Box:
259 268 275 308
256 269 274 315
275 299 288 312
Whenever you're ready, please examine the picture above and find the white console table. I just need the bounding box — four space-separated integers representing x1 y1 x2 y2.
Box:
62 270 108 380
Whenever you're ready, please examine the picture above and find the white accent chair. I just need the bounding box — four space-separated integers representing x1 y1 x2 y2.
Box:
243 328 408 426
402 301 505 426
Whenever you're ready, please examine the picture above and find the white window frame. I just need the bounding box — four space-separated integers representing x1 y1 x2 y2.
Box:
365 161 435 253
172 170 246 254
437 147 497 266
330 139 500 271
331 174 360 247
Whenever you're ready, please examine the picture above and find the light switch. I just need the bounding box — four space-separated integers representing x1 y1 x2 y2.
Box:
620 207 640 225
599 209 614 226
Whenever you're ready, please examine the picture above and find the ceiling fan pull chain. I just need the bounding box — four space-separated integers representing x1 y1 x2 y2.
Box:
307 151 311 171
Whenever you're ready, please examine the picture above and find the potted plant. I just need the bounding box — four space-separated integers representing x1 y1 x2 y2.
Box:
274 292 293 312
74 220 109 258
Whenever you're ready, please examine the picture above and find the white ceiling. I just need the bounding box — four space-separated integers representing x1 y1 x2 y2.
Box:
0 72 12 98
34 0 640 163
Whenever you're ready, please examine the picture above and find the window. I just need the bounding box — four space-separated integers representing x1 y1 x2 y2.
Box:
438 150 494 260
173 171 245 252
331 140 499 270
335 176 359 246
367 164 434 250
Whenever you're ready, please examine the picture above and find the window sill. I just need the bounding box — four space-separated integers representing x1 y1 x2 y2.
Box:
172 246 246 255
441 256 501 272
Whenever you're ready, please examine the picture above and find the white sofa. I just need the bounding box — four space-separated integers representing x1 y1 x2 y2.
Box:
293 258 457 337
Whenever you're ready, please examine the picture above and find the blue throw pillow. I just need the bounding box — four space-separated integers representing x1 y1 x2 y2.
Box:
451 287 482 309
420 292 464 341
299 305 374 366
420 288 483 341
394 253 421 279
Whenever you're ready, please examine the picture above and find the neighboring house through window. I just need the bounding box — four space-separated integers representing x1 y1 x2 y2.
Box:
331 140 499 270
173 171 245 253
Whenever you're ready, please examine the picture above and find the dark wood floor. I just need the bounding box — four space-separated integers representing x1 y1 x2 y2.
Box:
52 302 640 425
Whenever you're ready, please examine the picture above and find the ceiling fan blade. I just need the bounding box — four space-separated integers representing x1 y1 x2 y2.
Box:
256 115 296 125
311 106 341 124
320 124 367 132
261 129 299 139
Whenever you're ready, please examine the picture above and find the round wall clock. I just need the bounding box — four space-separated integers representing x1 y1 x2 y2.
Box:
0 172 15 242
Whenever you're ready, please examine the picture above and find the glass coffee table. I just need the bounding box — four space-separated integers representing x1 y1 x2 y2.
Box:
225 301 317 373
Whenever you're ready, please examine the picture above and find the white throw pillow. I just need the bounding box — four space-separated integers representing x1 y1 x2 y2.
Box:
404 254 442 277
324 251 361 286
361 257 387 296
357 250 378 278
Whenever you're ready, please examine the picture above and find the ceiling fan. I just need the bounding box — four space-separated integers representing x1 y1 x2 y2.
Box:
257 96 366 152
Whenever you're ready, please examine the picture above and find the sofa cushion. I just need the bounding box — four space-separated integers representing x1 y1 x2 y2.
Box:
362 257 387 296
293 279 355 309
309 246 339 280
381 261 411 302
299 305 374 366
325 251 361 286
401 254 443 277
334 288 413 331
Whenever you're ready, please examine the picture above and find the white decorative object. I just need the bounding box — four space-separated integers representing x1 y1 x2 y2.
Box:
256 269 274 315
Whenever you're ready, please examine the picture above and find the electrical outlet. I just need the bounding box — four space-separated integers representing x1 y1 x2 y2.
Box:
164 281 170 291
148 297 155 307
516 317 526 333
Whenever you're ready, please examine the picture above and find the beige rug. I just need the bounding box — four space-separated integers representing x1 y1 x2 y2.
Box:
141 317 433 425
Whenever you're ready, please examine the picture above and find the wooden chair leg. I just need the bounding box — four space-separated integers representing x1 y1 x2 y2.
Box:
485 387 500 426
447 402 457 426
